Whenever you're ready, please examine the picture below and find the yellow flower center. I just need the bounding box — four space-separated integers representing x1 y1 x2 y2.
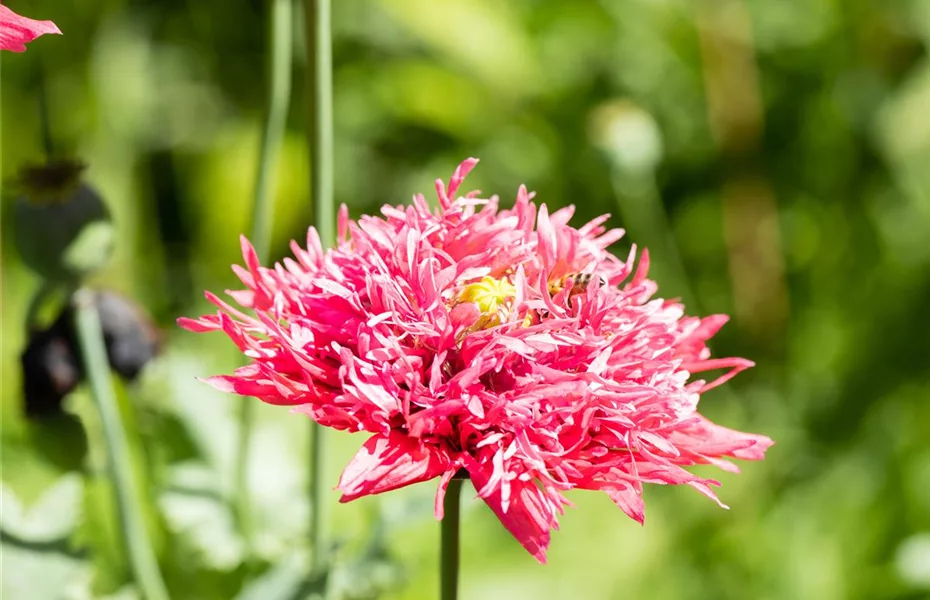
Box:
458 276 516 314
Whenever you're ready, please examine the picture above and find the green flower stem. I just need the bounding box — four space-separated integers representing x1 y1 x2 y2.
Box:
37 61 54 158
608 170 739 402
440 478 464 600
608 168 697 309
306 0 334 574
248 0 294 257
309 421 329 573
233 399 256 554
235 0 294 556
307 0 334 249
72 289 169 600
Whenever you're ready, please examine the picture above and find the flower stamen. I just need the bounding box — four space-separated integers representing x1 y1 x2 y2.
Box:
454 276 518 337
457 276 516 315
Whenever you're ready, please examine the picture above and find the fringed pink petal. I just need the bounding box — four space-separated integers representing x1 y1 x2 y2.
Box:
604 483 645 524
176 316 219 333
669 415 774 461
467 459 560 564
338 432 451 502
0 6 60 53
681 357 756 392
445 158 480 204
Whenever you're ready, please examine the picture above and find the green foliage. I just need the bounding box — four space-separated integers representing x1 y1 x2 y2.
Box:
2 0 930 598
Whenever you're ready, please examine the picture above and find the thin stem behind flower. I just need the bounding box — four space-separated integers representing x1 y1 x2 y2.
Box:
235 0 294 558
36 60 54 158
247 0 294 257
306 0 334 575
607 169 696 309
306 0 334 249
73 289 170 600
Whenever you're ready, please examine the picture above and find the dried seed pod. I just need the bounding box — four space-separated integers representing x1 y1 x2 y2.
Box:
91 291 162 381
20 322 80 419
20 290 161 419
12 160 114 284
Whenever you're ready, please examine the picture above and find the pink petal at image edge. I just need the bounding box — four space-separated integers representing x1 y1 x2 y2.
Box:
0 6 60 53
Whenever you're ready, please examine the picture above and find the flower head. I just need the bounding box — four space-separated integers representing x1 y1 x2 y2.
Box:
0 5 60 52
179 159 772 562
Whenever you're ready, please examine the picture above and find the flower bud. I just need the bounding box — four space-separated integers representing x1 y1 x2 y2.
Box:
12 160 114 284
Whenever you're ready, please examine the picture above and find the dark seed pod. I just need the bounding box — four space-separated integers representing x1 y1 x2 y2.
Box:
89 291 162 381
12 160 114 284
20 290 161 419
20 321 80 419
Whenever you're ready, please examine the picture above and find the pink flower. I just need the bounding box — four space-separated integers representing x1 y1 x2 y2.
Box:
179 159 773 562
0 5 60 52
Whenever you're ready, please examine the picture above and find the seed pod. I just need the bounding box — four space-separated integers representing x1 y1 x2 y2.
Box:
20 320 80 419
89 291 162 381
12 160 114 284
20 290 161 419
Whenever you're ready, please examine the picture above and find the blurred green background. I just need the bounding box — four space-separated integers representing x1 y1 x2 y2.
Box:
3 0 930 598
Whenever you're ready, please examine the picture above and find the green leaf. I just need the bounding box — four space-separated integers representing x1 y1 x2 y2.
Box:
158 464 245 570
234 551 312 600
0 475 90 600
0 474 83 542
